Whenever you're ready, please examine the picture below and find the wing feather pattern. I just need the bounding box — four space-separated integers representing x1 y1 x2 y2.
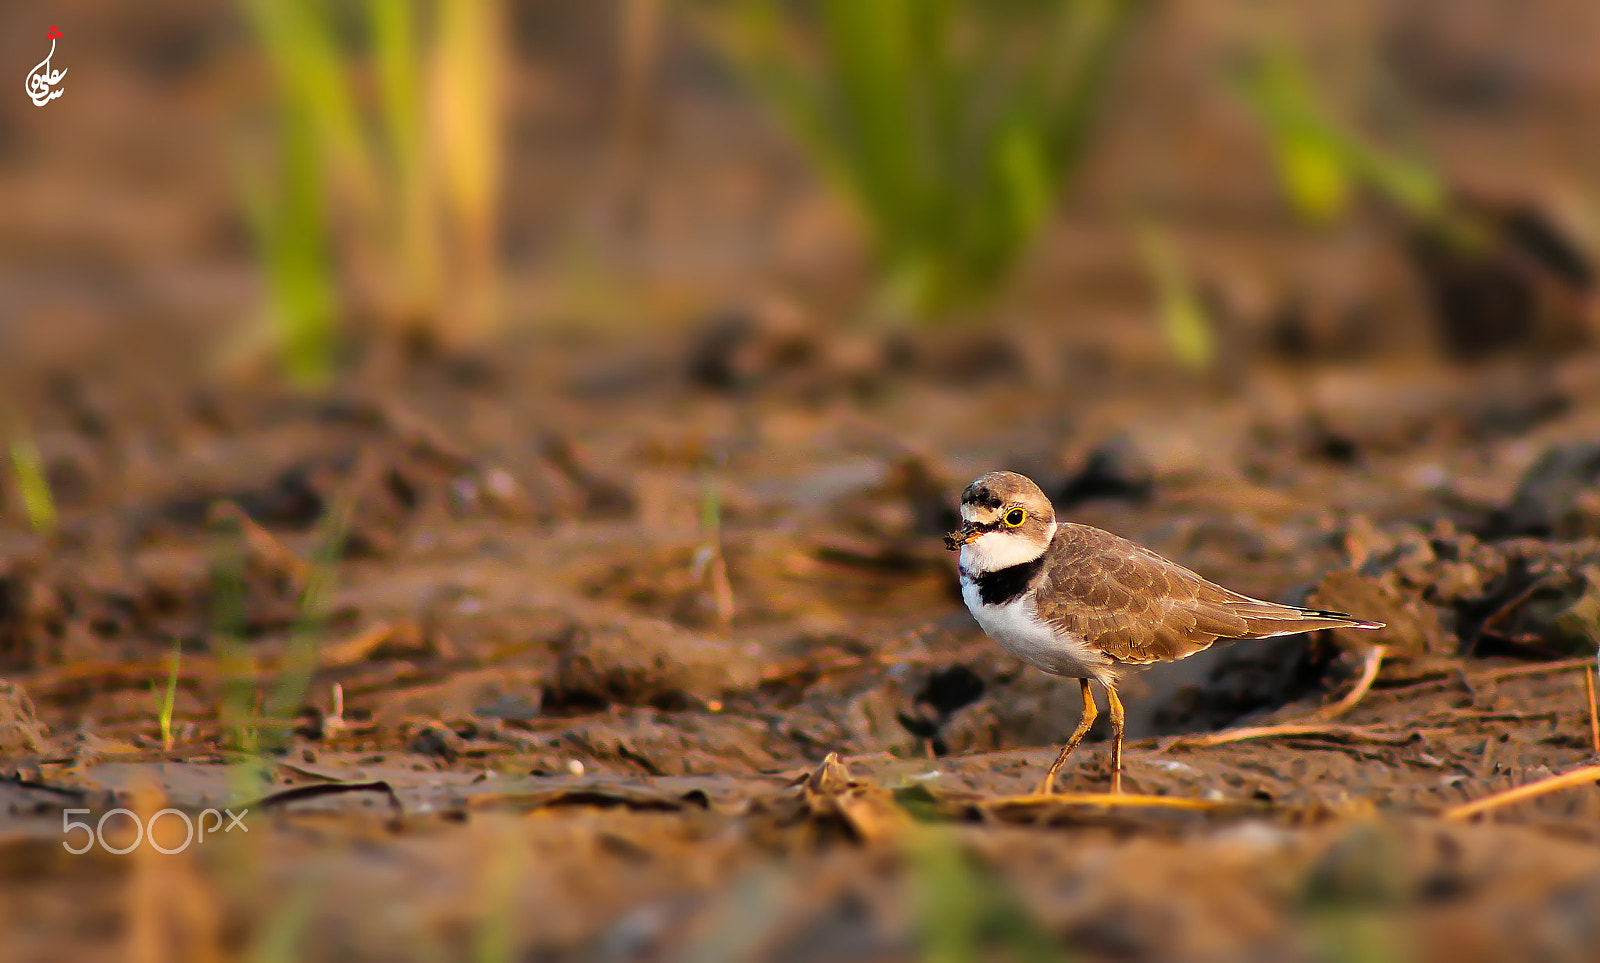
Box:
1036 524 1382 666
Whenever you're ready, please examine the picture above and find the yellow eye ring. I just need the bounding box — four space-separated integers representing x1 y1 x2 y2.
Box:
1004 508 1027 527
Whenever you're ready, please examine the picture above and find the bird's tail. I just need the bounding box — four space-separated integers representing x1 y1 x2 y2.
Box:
1229 599 1384 638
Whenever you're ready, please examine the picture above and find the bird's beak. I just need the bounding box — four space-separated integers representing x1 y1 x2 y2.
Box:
943 524 980 551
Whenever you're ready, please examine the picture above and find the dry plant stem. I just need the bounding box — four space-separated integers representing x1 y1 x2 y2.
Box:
1377 655 1597 702
1444 764 1600 821
987 792 1252 811
1312 644 1385 721
1473 577 1548 647
21 620 415 698
1156 723 1421 752
1586 668 1599 755
1472 656 1597 683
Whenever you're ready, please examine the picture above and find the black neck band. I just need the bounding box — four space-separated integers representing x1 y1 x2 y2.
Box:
972 555 1045 606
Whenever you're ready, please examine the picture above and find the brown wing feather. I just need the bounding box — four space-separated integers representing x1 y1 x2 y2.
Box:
1036 524 1380 666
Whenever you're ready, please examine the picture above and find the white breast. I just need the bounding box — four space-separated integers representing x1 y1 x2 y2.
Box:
960 577 1114 682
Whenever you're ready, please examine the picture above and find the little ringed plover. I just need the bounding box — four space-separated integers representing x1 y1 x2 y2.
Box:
945 470 1382 795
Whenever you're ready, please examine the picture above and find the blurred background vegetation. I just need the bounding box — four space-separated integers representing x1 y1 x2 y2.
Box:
4 3 1600 959
6 0 1592 390
697 0 1148 322
211 0 1597 387
234 0 1158 373
237 0 503 383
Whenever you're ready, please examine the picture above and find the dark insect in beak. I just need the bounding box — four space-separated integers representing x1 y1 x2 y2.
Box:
943 525 979 551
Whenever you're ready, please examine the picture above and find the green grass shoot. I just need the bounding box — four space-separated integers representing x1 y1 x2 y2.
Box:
260 503 349 750
700 0 1149 322
696 478 734 629
1229 40 1445 224
239 95 337 387
700 479 721 539
1135 222 1214 372
160 636 181 751
8 422 57 534
247 868 323 963
473 820 524 963
237 0 503 382
1300 822 1409 963
907 828 1065 963
209 508 259 754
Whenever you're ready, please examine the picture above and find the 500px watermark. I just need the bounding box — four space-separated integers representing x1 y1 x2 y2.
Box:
62 807 249 855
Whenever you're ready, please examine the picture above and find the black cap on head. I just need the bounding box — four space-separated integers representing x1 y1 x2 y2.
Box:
960 482 1003 510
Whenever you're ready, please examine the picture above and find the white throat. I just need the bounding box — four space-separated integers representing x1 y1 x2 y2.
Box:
959 522 1053 575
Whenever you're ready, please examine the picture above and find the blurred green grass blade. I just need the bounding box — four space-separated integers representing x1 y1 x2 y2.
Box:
912 830 984 963
434 0 502 228
1241 45 1351 223
241 0 377 206
370 0 439 303
261 503 349 746
1278 136 1353 224
161 636 181 750
994 122 1051 260
8 422 57 534
1230 44 1444 222
434 0 504 335
820 0 920 232
242 94 337 386
208 510 258 752
909 829 1066 963
1135 223 1214 372
700 0 1148 320
372 0 423 169
248 869 323 963
238 0 506 364
473 821 526 963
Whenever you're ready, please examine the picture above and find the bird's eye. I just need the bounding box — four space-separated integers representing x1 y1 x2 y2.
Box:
1004 508 1026 527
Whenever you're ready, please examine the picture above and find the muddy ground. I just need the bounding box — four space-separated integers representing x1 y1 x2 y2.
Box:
4 2 1600 961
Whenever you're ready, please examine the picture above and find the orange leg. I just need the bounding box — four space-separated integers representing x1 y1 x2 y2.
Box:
1037 678 1096 795
1105 683 1127 795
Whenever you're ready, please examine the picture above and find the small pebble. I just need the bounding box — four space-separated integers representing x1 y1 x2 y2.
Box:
567 759 585 776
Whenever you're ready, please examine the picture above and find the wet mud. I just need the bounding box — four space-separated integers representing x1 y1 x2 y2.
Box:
4 1 1600 960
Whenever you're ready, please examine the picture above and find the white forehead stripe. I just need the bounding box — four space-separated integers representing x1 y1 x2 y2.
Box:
959 504 1001 524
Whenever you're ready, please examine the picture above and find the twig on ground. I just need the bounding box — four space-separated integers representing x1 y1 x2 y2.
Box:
983 792 1257 812
1585 667 1599 755
1437 709 1559 723
1466 576 1548 655
1443 764 1600 821
1470 656 1596 683
1155 723 1435 753
1380 656 1597 704
1311 644 1385 721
